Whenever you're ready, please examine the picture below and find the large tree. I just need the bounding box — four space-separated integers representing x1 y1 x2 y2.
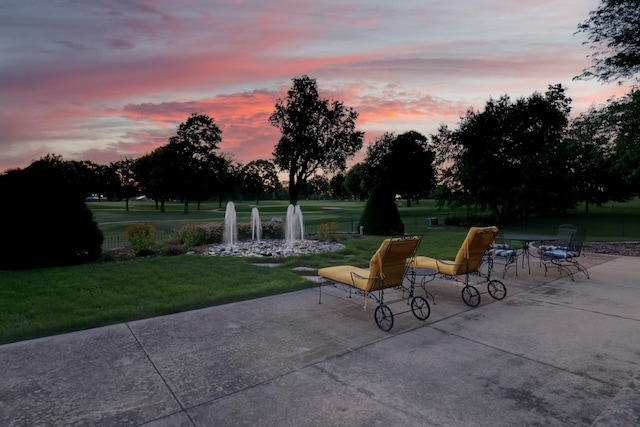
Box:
269 75 364 205
576 0 640 83
433 85 574 221
329 172 346 200
606 89 640 192
240 159 281 203
304 174 330 200
166 113 223 213
364 130 435 207
566 106 633 214
106 157 138 211
211 153 242 208
343 162 369 201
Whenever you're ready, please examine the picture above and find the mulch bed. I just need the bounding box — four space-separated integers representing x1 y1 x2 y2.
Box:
583 242 640 257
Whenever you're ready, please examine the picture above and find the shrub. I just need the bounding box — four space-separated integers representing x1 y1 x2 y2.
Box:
197 222 224 243
176 223 208 249
237 222 252 240
0 160 103 269
358 183 404 235
124 222 158 255
317 222 339 241
163 243 183 256
262 220 285 239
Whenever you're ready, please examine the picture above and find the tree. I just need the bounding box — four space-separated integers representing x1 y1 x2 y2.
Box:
106 158 138 211
566 106 633 214
68 159 108 200
329 172 346 200
343 162 369 201
241 159 281 203
433 85 574 221
269 75 364 205
211 153 242 208
304 174 330 200
575 0 640 84
135 149 163 211
167 113 223 213
607 89 640 193
364 130 435 207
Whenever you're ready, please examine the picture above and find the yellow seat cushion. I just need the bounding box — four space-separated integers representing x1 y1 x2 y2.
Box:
317 266 372 292
318 236 420 292
412 226 498 277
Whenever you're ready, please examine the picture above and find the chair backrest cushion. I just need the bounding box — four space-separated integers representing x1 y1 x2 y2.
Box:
452 226 499 275
367 236 420 290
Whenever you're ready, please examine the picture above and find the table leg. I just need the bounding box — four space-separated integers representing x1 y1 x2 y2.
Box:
520 240 531 274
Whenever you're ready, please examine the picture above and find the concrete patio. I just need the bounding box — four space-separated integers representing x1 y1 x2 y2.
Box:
1 253 638 426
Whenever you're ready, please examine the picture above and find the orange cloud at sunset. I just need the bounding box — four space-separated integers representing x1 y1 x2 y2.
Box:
0 0 633 173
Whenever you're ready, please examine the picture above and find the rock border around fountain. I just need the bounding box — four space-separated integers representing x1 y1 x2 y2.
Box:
204 239 345 257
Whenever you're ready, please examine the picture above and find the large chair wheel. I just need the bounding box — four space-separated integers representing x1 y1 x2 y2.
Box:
410 296 431 321
374 304 394 331
488 280 507 300
462 285 480 307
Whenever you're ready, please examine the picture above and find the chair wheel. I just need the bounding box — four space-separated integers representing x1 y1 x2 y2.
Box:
488 280 507 300
374 304 394 331
462 285 480 307
410 296 431 321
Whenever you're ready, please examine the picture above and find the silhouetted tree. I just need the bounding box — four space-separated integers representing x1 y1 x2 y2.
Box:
606 89 640 194
566 106 633 214
241 159 281 203
329 172 346 200
576 0 640 83
304 174 330 200
106 158 138 211
167 113 223 213
433 84 574 221
269 75 363 205
343 162 369 201
365 130 435 207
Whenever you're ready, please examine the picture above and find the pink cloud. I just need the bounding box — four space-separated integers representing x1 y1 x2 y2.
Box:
0 0 632 174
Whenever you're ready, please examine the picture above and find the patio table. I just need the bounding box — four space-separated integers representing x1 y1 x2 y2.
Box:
408 267 437 304
502 233 557 273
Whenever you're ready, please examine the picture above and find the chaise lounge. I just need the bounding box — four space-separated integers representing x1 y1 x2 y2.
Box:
411 226 507 307
317 235 429 331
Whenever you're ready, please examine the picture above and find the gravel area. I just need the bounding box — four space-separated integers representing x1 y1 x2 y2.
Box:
583 242 640 257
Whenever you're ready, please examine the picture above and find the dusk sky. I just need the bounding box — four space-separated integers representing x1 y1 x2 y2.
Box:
0 0 632 173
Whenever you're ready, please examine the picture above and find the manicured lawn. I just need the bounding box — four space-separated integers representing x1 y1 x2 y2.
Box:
2 198 638 345
0 255 311 344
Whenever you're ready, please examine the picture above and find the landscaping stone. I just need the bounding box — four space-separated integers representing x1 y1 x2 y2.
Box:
204 239 345 257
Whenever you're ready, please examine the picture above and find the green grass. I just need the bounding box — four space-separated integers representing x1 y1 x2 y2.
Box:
2 197 639 345
0 255 311 344
91 198 640 242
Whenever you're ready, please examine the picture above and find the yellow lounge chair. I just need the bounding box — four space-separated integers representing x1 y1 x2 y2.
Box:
411 226 507 307
318 235 428 331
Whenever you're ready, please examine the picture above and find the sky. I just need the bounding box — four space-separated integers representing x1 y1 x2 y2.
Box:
0 0 632 173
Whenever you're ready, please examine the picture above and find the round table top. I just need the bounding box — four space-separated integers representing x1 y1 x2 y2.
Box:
502 233 557 242
409 267 437 276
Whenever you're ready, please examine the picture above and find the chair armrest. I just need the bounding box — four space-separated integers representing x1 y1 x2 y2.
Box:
350 271 379 281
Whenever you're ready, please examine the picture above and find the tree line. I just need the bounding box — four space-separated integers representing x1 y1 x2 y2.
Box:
1 0 638 269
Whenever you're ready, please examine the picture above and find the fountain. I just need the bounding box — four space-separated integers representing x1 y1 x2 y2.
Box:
223 201 237 249
285 204 304 245
251 207 262 242
205 202 341 257
295 205 305 241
